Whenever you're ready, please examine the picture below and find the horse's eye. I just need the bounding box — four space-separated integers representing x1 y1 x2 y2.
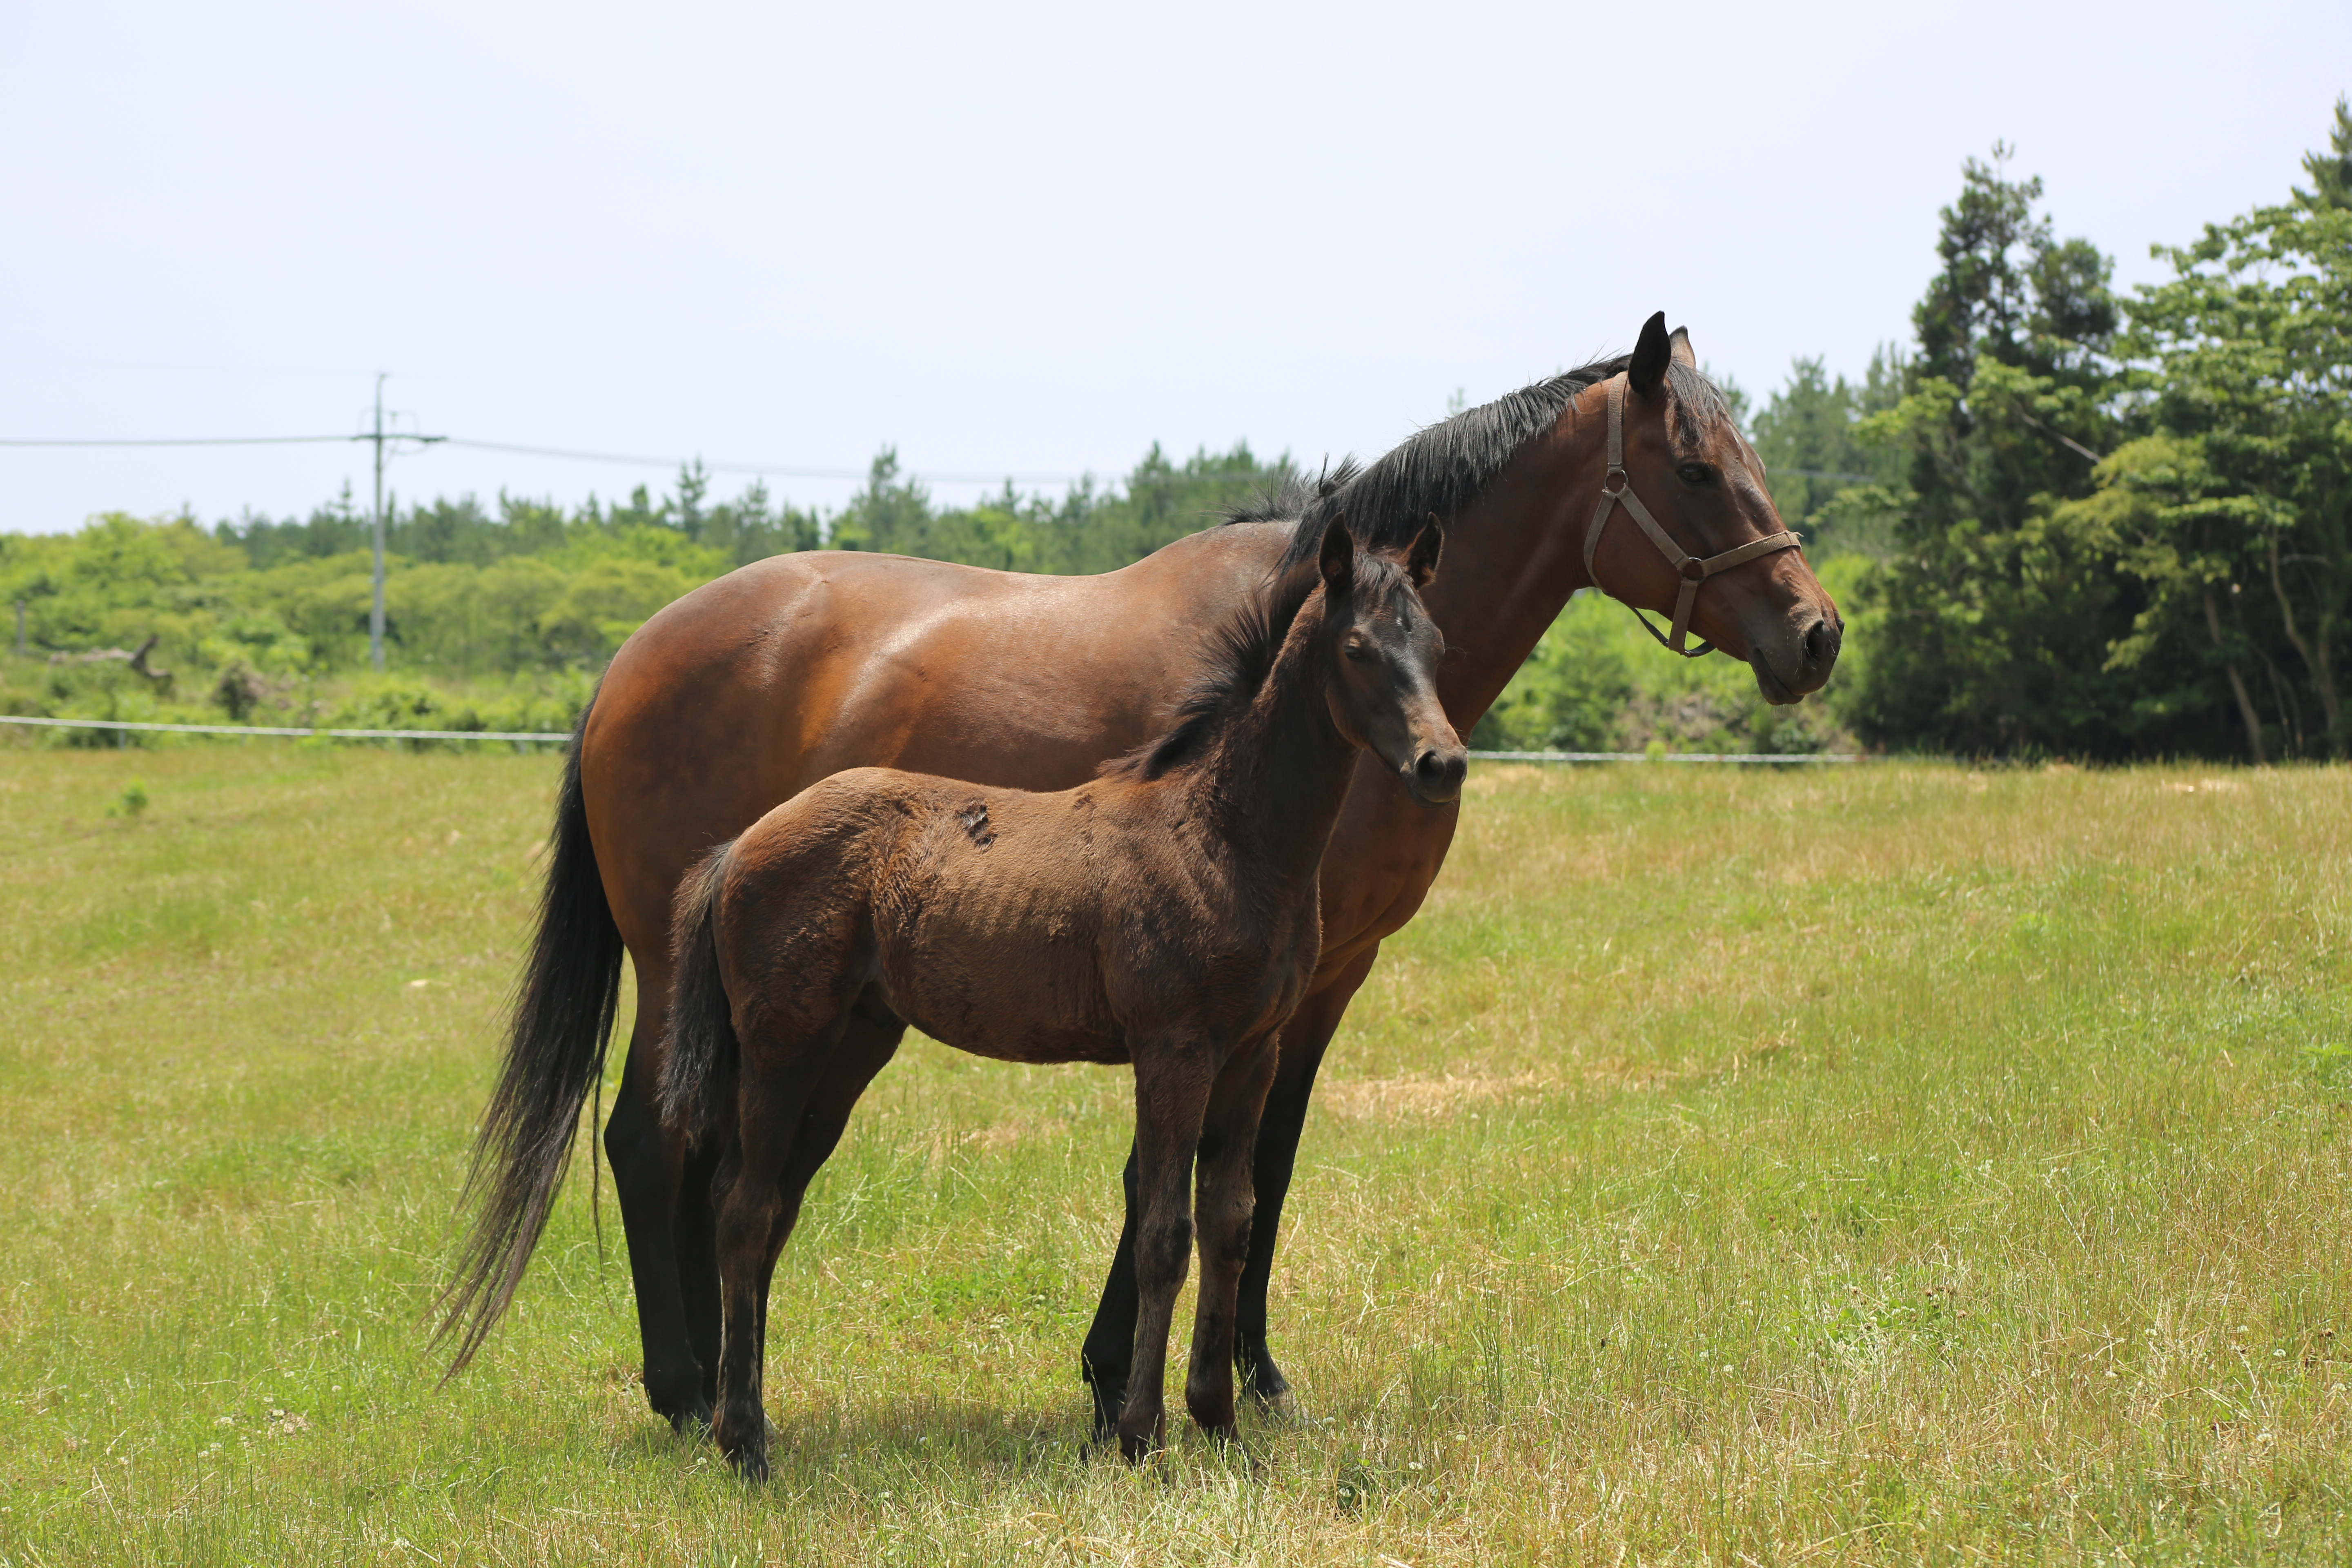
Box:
1677 463 1715 486
1344 637 1374 662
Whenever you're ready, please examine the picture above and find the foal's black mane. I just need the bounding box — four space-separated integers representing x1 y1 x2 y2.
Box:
1103 550 1411 783
1233 354 1732 571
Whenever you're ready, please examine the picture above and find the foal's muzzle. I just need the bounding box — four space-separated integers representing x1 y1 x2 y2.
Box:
1408 745 1468 805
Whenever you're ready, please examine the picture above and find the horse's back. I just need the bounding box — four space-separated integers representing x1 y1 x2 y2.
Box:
582 530 1290 971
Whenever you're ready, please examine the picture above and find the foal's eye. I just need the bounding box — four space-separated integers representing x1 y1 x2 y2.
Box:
1343 637 1374 662
1676 462 1716 486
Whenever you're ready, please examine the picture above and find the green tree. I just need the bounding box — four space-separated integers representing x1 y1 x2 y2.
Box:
2296 95 2352 210
1748 349 1907 555
827 448 932 555
1840 150 2149 755
2091 104 2352 756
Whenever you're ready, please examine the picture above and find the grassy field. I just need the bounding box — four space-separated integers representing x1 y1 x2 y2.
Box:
0 744 2345 1565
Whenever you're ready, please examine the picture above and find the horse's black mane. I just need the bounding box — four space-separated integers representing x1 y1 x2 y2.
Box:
1102 549 1411 782
1236 354 1732 571
1105 345 1733 783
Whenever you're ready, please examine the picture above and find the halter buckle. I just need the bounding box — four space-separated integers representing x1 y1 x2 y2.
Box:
1679 557 1708 582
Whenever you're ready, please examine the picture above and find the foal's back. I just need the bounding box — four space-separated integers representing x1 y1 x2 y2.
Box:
717 764 1290 1069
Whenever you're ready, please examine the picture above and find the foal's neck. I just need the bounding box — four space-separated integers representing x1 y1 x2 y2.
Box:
1183 597 1359 888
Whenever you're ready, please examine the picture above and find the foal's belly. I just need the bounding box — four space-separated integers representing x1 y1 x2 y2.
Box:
870 853 1130 1067
883 987 1133 1068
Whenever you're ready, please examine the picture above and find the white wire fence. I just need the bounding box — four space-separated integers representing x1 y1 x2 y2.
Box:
0 714 569 743
0 713 1862 762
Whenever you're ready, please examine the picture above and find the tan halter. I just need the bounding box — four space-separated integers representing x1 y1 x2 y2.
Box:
1582 373 1803 657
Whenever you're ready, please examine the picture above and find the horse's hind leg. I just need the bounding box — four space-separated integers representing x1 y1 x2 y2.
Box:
603 1010 712 1430
1115 1032 1216 1462
1184 1033 1278 1442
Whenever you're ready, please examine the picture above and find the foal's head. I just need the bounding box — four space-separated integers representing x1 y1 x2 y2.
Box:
1312 514 1466 806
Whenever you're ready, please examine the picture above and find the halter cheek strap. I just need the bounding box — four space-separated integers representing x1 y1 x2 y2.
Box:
1581 373 1803 657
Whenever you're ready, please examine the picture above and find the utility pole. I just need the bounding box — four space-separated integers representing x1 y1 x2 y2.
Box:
359 375 444 672
371 374 387 670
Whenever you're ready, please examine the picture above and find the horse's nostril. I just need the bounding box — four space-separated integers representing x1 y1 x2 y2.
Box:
1803 617 1841 669
1415 750 1468 792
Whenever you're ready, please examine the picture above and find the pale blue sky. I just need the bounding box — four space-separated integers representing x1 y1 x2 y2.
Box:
3 0 2346 533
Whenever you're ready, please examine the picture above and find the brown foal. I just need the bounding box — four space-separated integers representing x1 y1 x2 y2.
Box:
656 518 1463 1476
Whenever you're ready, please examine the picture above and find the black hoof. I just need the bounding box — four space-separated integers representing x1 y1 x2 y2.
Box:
1240 1352 1293 1416
1085 1377 1128 1446
653 1391 714 1437
1252 1387 1303 1424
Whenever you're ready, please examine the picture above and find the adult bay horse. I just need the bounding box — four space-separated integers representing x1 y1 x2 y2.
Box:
439 313 1844 1437
660 519 1462 1475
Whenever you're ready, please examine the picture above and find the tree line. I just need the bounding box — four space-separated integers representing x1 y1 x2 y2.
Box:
0 443 1290 691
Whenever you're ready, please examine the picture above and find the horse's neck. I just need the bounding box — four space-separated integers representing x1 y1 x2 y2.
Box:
1421 405 1605 728
1186 610 1358 890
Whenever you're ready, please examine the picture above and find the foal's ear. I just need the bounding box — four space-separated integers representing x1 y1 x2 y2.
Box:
1628 310 1671 399
1669 325 1698 369
1318 512 1356 589
1405 513 1443 588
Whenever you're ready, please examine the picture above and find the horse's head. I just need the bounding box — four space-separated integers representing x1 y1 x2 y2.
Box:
1315 514 1467 805
1585 312 1842 703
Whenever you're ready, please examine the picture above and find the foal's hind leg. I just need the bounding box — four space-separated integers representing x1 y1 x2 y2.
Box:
740 993 906 1402
711 1007 860 1480
1184 1031 1279 1442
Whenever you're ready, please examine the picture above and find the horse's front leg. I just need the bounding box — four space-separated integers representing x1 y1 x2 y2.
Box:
1078 1149 1142 1440
1233 944 1379 1412
1183 1032 1279 1441
1116 1032 1216 1462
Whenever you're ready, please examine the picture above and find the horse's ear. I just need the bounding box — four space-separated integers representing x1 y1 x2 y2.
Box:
1405 513 1443 588
1628 311 1670 399
1318 512 1355 590
1669 326 1697 369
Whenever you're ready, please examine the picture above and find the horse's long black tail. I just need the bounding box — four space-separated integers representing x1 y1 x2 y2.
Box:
437 698 623 1374
656 842 739 1143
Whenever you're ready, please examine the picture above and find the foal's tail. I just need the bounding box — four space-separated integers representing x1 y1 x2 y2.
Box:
656 841 740 1144
436 697 624 1374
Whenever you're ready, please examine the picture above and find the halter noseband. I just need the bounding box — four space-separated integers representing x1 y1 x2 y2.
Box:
1581 372 1803 657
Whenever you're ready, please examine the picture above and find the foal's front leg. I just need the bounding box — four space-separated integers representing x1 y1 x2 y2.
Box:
1184 1032 1278 1441
1117 1032 1216 1462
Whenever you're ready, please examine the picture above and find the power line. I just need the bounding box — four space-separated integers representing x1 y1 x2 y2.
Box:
0 435 360 448
439 439 1092 486
1 430 1095 486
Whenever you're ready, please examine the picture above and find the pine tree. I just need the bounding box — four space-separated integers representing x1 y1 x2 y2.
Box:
2296 95 2352 211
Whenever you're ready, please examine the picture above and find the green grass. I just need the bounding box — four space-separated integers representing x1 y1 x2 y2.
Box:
0 746 2346 1564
